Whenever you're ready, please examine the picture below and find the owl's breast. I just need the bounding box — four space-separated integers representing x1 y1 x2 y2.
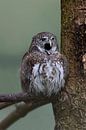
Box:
30 60 65 96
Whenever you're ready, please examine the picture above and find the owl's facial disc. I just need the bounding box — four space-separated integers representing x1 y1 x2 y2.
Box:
43 36 57 54
42 36 52 48
36 35 57 54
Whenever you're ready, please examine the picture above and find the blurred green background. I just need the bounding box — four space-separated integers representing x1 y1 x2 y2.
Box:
0 0 61 130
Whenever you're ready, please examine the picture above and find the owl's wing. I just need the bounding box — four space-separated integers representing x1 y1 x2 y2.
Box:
60 54 69 80
52 52 69 80
20 51 46 92
20 52 32 92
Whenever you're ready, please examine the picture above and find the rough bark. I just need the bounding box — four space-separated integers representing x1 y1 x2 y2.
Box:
52 0 86 130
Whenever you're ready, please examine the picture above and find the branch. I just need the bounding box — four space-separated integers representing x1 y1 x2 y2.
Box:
0 92 57 104
0 91 57 129
0 99 51 130
0 102 14 110
0 92 31 102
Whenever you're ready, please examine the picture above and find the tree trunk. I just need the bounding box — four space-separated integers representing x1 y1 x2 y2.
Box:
52 0 86 130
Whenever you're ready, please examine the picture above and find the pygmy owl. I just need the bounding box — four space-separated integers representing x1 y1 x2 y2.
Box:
20 32 68 96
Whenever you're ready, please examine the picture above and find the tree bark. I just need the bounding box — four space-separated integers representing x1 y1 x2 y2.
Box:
52 0 86 130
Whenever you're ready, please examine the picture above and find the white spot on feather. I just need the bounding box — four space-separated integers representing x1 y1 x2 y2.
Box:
56 62 64 81
37 46 45 53
31 63 44 93
32 63 39 77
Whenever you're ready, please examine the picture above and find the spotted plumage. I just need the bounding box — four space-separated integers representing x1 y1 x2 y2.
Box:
20 32 68 96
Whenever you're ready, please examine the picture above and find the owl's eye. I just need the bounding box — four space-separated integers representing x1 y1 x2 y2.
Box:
51 37 55 40
41 37 46 41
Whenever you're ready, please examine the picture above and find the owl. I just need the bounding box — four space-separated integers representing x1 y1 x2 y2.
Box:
20 32 68 96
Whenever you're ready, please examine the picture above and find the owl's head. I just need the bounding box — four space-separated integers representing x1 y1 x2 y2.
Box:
29 32 59 54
